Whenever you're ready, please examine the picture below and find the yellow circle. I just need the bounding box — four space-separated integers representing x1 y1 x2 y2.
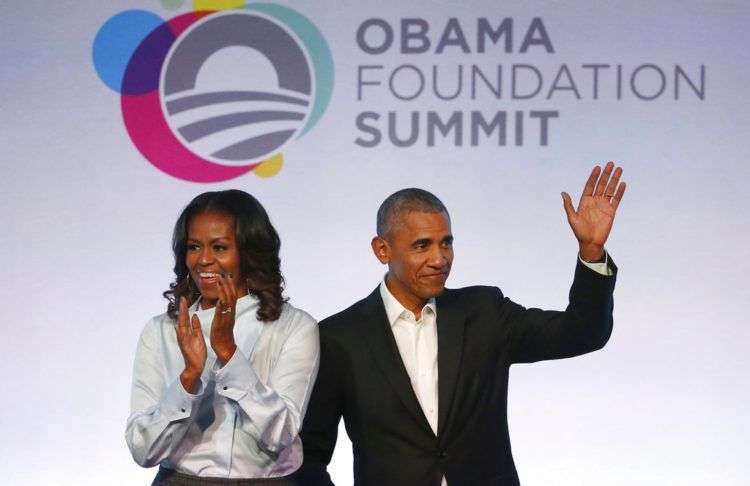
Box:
253 153 283 178
193 0 245 11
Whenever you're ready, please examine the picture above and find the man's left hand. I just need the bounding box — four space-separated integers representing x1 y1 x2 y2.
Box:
562 161 626 262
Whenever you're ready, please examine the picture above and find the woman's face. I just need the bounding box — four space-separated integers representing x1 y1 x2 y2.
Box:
185 211 243 308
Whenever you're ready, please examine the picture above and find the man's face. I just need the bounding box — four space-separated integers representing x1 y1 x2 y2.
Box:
373 210 453 310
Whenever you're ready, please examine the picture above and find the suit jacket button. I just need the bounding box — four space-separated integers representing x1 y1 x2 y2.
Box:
438 450 448 459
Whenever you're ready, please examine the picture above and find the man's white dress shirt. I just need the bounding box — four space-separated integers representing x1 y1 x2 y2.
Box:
379 254 611 485
125 294 319 479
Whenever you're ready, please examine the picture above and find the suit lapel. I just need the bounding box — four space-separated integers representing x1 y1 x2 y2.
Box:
436 289 466 439
360 288 434 436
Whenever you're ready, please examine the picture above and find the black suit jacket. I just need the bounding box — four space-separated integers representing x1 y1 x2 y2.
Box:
295 259 616 486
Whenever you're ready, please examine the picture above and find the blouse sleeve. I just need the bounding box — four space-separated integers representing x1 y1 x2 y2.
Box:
213 310 320 457
125 318 206 467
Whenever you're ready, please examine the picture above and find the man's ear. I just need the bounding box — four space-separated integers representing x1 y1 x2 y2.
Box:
371 236 390 264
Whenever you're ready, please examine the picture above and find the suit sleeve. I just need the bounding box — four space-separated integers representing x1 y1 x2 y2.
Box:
505 257 617 364
293 326 344 486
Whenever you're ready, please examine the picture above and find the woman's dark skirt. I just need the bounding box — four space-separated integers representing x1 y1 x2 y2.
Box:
152 467 298 486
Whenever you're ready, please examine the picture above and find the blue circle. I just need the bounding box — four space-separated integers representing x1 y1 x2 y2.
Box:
93 10 164 92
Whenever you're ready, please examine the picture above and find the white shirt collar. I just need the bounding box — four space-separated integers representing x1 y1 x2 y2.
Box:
379 275 436 326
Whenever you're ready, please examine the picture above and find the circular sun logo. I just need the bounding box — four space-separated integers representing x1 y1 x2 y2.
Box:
93 2 333 182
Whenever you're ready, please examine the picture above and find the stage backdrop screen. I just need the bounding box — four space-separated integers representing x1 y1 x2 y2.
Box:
2 1 748 484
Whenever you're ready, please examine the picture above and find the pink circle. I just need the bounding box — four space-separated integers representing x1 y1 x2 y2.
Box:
121 12 258 183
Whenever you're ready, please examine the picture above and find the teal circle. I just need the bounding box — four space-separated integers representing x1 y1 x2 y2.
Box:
247 3 334 137
92 10 164 92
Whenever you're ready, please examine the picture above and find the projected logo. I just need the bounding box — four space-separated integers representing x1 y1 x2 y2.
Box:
92 2 333 182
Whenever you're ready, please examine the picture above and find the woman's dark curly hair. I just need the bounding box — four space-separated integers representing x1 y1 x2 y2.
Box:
163 190 286 322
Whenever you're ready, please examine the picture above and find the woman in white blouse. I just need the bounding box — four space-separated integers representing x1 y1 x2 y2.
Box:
126 190 319 486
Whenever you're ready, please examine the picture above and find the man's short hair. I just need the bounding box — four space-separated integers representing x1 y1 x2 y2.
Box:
376 188 449 238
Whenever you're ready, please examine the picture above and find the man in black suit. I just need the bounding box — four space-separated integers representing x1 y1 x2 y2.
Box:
295 163 626 485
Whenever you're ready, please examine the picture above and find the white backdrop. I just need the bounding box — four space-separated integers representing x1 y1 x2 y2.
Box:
2 1 749 484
